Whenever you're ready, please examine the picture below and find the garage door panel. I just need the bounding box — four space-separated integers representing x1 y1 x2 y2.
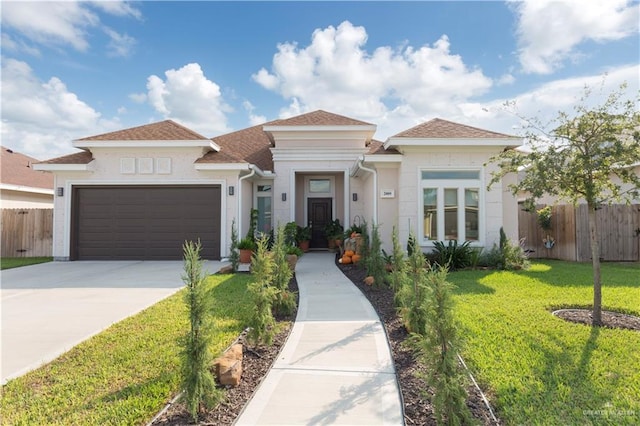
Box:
74 186 221 260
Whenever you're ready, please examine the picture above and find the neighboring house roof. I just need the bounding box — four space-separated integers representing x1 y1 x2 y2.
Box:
36 151 94 165
367 140 400 155
391 118 515 139
1 147 54 190
76 120 209 141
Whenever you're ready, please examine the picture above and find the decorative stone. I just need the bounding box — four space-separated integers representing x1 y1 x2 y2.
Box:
364 276 375 286
218 264 234 274
214 343 243 386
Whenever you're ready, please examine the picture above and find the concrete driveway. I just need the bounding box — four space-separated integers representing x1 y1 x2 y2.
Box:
1 260 225 384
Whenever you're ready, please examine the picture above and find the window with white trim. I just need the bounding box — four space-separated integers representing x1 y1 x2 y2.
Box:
420 170 481 243
255 183 272 234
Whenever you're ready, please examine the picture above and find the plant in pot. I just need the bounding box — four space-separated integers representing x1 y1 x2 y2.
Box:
237 237 256 263
324 219 343 251
296 225 311 252
286 245 303 271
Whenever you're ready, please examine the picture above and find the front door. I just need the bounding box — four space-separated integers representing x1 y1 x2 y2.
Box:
308 198 332 248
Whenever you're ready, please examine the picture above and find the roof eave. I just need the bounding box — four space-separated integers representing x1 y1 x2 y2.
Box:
384 137 523 150
33 160 95 172
0 183 54 195
73 140 216 149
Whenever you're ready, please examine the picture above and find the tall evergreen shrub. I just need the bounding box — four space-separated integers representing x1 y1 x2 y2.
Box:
181 240 219 422
247 235 278 346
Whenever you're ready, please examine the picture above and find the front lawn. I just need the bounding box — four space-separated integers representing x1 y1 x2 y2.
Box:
450 261 640 425
1 257 52 270
0 273 254 425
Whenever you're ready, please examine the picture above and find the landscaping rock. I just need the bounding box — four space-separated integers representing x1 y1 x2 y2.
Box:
214 343 243 386
218 264 234 274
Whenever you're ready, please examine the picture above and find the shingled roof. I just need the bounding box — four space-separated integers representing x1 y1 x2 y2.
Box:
77 120 209 141
391 118 515 139
36 151 94 165
1 147 54 189
268 110 374 127
197 122 277 171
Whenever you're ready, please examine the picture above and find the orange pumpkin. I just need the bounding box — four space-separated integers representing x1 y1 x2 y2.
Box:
344 250 355 257
341 255 352 264
351 254 361 264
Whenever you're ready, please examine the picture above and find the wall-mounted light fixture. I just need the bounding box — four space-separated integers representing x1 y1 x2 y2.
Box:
56 187 64 197
281 193 287 202
228 186 234 196
352 193 358 202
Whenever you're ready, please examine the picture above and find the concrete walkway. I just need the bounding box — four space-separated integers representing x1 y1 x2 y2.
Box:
236 252 403 425
1 260 225 384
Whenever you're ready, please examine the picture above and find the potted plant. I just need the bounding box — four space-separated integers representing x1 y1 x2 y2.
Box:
286 245 303 271
237 237 256 263
296 225 311 252
324 219 343 251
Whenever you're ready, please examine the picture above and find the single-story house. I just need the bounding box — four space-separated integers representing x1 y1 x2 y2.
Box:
34 110 522 261
1 146 54 209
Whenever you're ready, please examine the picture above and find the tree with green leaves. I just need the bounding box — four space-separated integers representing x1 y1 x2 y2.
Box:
489 82 640 325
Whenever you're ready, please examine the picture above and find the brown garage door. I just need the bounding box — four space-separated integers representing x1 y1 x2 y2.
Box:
72 186 221 260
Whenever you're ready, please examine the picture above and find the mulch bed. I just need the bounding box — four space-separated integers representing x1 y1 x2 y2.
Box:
552 309 640 331
151 276 298 426
153 258 513 425
336 260 498 426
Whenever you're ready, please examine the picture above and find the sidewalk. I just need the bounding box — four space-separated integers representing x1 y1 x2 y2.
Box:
235 252 403 425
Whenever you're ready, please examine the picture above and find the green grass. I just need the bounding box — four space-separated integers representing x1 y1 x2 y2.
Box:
1 257 52 270
0 273 255 425
450 260 640 425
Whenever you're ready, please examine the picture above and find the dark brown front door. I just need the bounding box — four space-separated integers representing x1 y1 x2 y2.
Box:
72 186 221 260
308 198 332 248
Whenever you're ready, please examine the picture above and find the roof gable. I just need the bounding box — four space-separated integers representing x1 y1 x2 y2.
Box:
270 110 374 126
77 120 209 141
1 147 54 189
391 118 515 139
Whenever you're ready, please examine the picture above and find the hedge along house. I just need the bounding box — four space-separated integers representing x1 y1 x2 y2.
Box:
35 110 521 261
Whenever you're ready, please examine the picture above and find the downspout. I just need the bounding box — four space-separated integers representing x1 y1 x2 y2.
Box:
356 156 378 224
237 165 256 238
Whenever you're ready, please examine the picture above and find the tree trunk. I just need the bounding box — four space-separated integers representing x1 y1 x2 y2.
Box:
588 203 602 326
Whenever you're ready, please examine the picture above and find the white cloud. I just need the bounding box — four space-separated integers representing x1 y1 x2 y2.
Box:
104 27 136 57
0 58 120 159
497 73 516 86
0 1 141 55
1 32 41 56
129 92 147 103
242 101 267 126
252 21 493 139
457 64 640 141
145 63 232 135
513 0 640 74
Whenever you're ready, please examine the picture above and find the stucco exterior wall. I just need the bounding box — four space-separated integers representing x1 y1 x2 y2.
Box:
50 147 240 260
395 146 508 250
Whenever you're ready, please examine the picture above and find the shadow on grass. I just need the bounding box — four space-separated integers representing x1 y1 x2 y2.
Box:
519 260 640 288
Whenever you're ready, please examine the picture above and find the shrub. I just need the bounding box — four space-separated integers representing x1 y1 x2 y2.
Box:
432 240 472 271
366 223 387 287
181 240 220 422
396 233 430 335
388 226 406 294
247 235 278 346
481 227 530 271
229 219 240 272
271 225 296 317
416 266 472 425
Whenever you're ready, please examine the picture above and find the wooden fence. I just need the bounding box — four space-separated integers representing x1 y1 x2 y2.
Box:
1 209 53 257
519 204 640 262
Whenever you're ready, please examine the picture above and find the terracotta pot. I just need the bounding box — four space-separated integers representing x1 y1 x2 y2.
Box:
239 249 253 264
286 254 298 271
327 239 336 250
299 240 310 253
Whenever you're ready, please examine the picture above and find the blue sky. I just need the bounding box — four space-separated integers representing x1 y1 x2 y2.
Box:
1 1 638 159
